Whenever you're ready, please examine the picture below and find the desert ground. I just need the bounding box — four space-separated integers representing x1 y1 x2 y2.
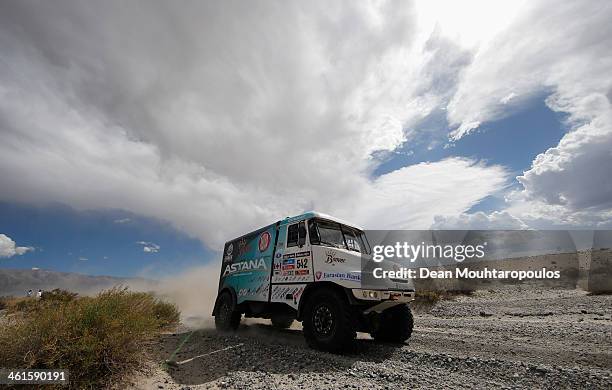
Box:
131 285 612 390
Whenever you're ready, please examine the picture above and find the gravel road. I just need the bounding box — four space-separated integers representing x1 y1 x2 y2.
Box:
133 286 612 389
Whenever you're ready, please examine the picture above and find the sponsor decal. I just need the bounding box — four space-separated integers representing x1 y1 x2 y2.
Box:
238 238 250 256
295 269 309 276
315 271 322 280
282 264 295 270
275 252 282 258
259 231 271 252
223 243 234 262
283 251 310 259
319 271 361 282
223 258 267 276
293 287 304 304
238 288 250 297
282 270 294 276
325 250 346 264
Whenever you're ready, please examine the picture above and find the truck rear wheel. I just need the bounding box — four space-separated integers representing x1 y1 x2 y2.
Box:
302 287 356 353
214 292 241 332
271 314 294 329
370 304 413 343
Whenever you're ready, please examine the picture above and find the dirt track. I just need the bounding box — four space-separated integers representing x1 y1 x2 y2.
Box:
133 286 612 389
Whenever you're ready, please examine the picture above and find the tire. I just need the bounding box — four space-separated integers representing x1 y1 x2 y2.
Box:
271 315 294 329
214 292 241 332
370 304 413 343
302 287 356 353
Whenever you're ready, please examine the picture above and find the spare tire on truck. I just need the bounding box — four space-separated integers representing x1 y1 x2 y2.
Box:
302 287 356 353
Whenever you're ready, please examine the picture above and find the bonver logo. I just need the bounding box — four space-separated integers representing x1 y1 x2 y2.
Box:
325 250 346 264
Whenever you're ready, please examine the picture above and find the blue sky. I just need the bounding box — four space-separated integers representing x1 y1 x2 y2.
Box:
372 97 569 215
374 97 567 179
0 202 212 277
0 1 610 277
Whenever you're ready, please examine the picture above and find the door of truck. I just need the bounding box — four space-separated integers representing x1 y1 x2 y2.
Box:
272 219 313 284
270 218 313 307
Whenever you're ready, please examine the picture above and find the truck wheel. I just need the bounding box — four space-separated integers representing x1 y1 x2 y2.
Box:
214 292 241 332
302 287 356 353
370 304 413 343
271 315 294 329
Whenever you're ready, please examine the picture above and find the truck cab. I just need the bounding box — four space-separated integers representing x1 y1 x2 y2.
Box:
213 211 415 352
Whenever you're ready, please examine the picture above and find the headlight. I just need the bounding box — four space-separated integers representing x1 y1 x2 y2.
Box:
356 289 382 300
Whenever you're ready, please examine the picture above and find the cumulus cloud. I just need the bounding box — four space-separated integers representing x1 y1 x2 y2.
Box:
345 157 509 229
447 1 612 140
0 234 34 258
441 0 612 227
517 115 612 210
431 211 528 230
0 0 509 247
137 241 160 253
0 0 607 245
504 190 612 229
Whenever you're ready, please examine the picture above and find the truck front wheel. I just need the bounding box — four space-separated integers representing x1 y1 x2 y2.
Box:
370 304 413 343
302 287 356 353
214 292 241 332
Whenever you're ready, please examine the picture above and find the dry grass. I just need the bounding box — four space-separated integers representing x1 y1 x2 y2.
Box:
0 287 179 389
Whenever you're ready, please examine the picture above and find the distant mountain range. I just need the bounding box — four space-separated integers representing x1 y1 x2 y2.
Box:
0 268 157 297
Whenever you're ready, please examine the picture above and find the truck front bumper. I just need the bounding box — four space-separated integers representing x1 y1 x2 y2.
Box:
351 289 415 314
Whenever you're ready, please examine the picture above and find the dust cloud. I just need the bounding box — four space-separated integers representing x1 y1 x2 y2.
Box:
152 263 221 329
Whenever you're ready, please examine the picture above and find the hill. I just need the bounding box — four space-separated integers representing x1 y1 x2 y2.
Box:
0 267 156 296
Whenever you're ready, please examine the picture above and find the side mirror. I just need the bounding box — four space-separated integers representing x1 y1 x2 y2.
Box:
297 223 307 247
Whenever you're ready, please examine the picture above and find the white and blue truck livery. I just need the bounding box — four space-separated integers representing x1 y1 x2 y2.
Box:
212 211 415 352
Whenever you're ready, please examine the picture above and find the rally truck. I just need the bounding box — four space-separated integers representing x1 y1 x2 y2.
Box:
212 211 415 352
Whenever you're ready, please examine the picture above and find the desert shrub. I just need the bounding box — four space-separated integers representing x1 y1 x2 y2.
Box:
41 288 78 303
153 300 180 329
11 297 40 313
415 290 443 304
1 290 77 314
0 287 180 389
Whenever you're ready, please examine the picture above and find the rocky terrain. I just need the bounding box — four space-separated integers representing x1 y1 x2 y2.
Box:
132 285 612 389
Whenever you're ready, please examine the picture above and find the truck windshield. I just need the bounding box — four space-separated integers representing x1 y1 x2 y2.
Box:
308 218 371 255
